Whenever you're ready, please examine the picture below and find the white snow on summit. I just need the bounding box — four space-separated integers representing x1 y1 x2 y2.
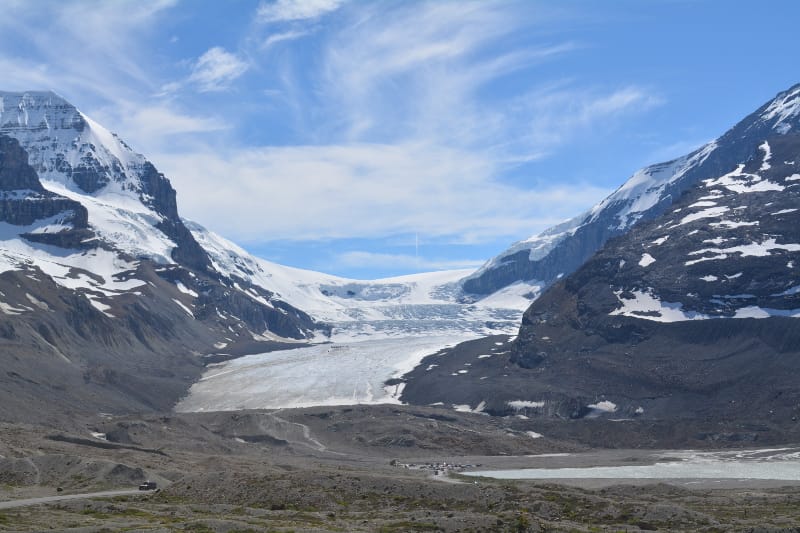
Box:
761 85 800 125
0 91 177 263
467 141 719 286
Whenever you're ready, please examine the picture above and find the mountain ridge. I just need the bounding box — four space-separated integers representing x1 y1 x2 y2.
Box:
463 83 800 297
399 83 800 427
0 90 533 421
0 91 329 422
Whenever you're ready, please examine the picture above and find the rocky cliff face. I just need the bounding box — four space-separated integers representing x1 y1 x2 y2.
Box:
0 134 45 192
0 94 326 422
506 133 800 421
463 83 800 297
0 134 91 247
0 91 210 269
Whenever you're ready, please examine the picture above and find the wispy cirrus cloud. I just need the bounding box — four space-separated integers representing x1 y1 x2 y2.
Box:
261 29 312 50
187 47 250 93
257 0 345 23
0 0 176 101
90 103 228 159
152 141 611 244
495 84 665 163
274 0 660 164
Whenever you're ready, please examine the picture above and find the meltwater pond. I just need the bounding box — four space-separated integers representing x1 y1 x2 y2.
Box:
463 448 800 483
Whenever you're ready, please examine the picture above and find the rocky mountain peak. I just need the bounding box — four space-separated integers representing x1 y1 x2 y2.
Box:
757 83 800 131
0 90 84 131
0 92 326 421
0 91 208 269
463 82 800 297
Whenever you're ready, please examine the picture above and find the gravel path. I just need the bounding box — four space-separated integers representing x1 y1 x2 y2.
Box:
0 489 144 509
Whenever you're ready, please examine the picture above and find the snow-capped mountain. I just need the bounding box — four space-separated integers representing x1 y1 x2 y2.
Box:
463 83 800 298
503 131 800 420
0 91 320 339
0 91 329 420
0 91 208 269
188 222 534 342
0 90 531 421
399 125 800 425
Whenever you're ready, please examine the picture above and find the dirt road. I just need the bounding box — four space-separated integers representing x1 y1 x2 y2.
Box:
0 489 145 509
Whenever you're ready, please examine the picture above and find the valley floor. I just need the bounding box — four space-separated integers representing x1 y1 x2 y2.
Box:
2 406 800 532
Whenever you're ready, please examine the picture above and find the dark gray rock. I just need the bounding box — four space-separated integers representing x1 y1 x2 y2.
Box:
0 94 327 423
464 83 800 296
403 85 800 431
0 134 91 245
0 135 44 191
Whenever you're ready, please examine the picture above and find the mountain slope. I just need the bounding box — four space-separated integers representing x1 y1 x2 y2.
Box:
188 222 533 341
463 83 800 297
0 90 536 421
400 85 800 429
503 132 800 421
0 92 325 422
0 91 208 269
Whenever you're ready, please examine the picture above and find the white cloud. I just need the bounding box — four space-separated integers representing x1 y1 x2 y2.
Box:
261 29 311 49
257 0 345 23
153 141 611 244
0 57 56 92
124 106 226 137
504 84 664 158
188 47 249 92
90 103 228 156
334 251 484 272
0 1 177 102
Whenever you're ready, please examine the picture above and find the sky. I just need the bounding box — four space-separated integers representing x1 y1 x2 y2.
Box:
0 0 798 279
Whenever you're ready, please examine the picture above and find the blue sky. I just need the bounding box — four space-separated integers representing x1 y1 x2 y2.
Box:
1 0 798 279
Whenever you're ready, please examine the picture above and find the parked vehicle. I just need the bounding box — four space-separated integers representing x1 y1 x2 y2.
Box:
138 481 157 491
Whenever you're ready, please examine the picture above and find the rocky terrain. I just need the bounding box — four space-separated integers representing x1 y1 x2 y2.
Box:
401 106 800 433
1 82 799 531
0 114 320 423
0 91 537 424
1 406 800 532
